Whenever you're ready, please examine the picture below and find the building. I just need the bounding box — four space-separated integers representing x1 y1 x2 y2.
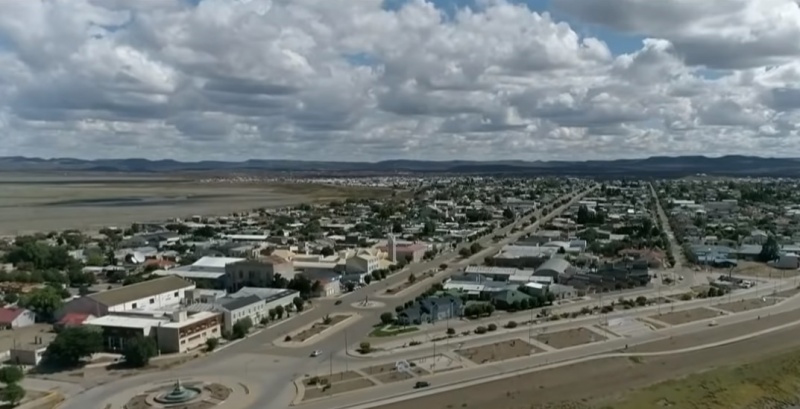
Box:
155 311 222 353
216 295 265 332
9 336 51 366
227 287 297 312
397 296 462 325
55 313 95 331
490 289 532 309
534 258 575 281
379 239 428 263
491 245 556 269
59 276 195 317
0 307 35 329
345 253 380 276
225 256 294 291
87 310 222 353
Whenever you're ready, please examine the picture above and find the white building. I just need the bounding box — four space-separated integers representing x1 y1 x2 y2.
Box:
345 253 379 275
59 276 195 317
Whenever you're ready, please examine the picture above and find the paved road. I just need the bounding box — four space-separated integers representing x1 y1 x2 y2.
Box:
54 187 595 409
294 279 800 409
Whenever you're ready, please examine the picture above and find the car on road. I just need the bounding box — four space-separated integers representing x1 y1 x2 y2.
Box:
413 381 430 389
310 350 322 357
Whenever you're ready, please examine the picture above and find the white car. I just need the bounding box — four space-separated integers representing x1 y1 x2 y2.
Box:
310 350 322 357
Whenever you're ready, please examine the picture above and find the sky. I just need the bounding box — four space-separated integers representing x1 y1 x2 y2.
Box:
1 0 800 162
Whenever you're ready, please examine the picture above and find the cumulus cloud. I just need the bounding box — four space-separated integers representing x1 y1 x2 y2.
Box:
0 0 798 161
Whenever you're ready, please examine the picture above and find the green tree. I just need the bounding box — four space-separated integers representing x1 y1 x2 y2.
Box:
292 297 304 312
758 236 780 262
2 293 18 304
122 336 158 368
19 287 63 320
232 317 253 339
268 308 277 321
275 305 285 319
380 312 394 325
320 247 334 257
0 366 23 384
0 383 25 406
205 338 219 352
44 326 103 368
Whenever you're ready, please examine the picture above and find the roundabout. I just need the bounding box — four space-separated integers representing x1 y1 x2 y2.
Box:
350 298 386 310
122 379 231 409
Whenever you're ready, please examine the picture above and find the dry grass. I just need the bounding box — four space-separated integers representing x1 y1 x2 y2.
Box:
716 298 777 313
302 378 375 401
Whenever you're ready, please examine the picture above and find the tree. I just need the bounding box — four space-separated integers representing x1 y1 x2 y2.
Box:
288 276 313 297
0 366 23 384
19 286 63 320
292 297 304 312
122 336 158 368
0 383 25 406
2 293 18 304
232 317 253 339
380 312 394 325
364 275 372 285
759 236 780 262
576 205 590 224
44 326 103 368
408 273 416 284
392 221 403 234
345 282 356 292
459 248 471 258
446 327 456 335
205 338 219 352
320 247 334 257
503 208 515 220
310 280 322 296
275 305 285 319
268 308 277 321
358 342 371 354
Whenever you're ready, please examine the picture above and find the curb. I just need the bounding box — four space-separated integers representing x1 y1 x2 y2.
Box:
290 378 305 405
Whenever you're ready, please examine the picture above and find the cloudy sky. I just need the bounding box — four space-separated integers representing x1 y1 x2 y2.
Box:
1 0 799 162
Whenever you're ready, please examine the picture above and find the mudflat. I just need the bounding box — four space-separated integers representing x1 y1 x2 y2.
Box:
373 316 800 409
0 173 388 235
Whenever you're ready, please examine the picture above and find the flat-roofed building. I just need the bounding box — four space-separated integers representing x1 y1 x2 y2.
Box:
59 276 195 317
490 245 556 269
225 256 294 291
87 310 222 353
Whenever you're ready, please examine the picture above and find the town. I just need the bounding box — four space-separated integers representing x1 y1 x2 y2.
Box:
0 175 798 409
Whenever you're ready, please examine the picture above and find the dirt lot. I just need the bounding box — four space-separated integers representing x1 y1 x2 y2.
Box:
0 324 55 352
456 339 541 364
716 297 778 313
776 287 800 298
722 260 800 278
302 378 375 401
649 307 721 325
535 327 605 349
374 368 428 384
0 175 392 234
292 315 350 342
373 315 800 409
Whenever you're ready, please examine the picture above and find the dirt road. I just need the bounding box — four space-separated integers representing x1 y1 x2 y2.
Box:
374 315 800 409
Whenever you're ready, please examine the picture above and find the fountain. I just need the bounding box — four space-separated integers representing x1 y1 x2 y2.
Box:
153 380 201 405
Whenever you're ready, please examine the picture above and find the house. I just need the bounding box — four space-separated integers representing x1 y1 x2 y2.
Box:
490 289 532 309
225 256 294 291
216 295 265 332
55 313 95 331
59 276 195 317
397 296 463 325
345 253 379 276
0 307 35 329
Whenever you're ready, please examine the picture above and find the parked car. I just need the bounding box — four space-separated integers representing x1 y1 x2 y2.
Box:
413 381 430 389
311 350 322 357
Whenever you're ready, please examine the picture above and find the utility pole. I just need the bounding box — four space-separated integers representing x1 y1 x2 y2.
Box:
329 352 333 380
344 330 349 374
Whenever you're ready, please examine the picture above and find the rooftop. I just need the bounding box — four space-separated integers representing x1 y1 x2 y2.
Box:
86 314 166 330
160 311 219 329
192 256 246 269
88 276 194 307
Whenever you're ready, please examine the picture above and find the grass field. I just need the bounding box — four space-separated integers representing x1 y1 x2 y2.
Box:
0 174 395 234
610 349 800 409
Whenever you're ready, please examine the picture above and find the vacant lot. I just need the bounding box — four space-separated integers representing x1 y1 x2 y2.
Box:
649 308 721 326
302 371 363 386
292 315 350 342
716 297 777 313
726 260 799 278
776 287 800 298
373 316 800 409
374 367 428 384
535 327 605 349
456 339 541 364
0 175 393 234
302 378 375 401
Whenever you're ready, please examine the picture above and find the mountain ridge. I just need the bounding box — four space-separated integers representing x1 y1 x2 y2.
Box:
1 155 798 177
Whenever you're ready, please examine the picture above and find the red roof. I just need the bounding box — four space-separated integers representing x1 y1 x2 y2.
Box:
0 308 26 324
57 313 92 326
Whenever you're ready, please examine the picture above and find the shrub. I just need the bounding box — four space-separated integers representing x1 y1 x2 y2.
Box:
474 326 487 334
284 335 292 342
205 338 219 352
446 327 456 335
487 323 497 331
505 321 518 329
359 342 372 354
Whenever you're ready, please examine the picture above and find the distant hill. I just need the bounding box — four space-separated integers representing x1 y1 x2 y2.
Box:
0 155 799 178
